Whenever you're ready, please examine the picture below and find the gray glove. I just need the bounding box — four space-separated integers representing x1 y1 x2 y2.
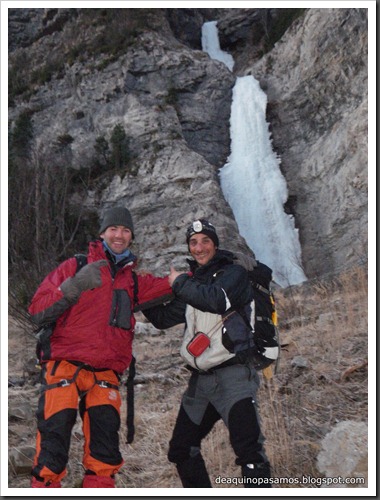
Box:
233 251 257 271
60 260 108 304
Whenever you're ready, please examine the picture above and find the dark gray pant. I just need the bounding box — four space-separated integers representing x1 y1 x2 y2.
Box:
168 364 271 487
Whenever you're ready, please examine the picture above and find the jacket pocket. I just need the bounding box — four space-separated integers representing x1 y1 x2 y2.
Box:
109 289 132 330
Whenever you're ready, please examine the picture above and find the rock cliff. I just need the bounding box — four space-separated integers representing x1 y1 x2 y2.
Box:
8 7 368 280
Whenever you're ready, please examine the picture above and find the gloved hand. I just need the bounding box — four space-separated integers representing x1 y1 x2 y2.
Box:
233 251 257 271
60 260 108 304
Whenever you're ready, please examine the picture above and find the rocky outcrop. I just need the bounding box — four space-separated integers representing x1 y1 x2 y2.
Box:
317 420 367 487
8 7 368 279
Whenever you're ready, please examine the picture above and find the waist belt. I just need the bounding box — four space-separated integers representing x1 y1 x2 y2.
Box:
68 360 117 373
186 356 240 375
41 361 120 392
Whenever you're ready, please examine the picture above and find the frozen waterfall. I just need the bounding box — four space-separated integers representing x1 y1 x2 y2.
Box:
201 21 306 287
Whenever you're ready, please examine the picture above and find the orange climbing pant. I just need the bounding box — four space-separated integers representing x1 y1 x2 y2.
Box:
31 360 124 486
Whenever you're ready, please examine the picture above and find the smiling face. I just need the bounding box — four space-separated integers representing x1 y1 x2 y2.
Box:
100 225 133 254
188 233 217 266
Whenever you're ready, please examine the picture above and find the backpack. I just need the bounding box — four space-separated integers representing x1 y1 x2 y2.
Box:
35 253 88 363
216 256 280 377
223 260 280 378
244 261 280 376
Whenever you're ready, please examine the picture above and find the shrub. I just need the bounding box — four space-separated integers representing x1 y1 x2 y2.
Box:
110 124 130 170
264 9 307 53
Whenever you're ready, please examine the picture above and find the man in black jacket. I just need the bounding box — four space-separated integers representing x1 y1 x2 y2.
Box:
143 219 271 488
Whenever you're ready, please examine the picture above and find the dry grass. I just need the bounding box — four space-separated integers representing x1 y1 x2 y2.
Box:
260 266 368 485
7 267 368 489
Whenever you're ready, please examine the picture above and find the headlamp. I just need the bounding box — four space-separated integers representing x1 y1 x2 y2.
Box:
192 220 203 233
185 219 219 247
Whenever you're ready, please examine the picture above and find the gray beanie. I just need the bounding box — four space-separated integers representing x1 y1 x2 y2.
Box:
99 207 134 237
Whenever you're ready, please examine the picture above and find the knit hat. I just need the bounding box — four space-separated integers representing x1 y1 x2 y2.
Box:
186 219 219 248
99 207 134 237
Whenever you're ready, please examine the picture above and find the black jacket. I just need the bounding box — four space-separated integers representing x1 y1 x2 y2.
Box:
144 250 255 370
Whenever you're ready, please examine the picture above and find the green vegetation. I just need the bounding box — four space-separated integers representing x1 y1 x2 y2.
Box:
9 109 34 159
93 124 133 175
56 133 74 146
109 123 130 170
94 135 110 166
264 9 306 53
8 61 30 102
165 87 179 106
31 59 66 86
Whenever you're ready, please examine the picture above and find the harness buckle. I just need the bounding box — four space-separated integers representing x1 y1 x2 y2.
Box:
98 381 109 388
60 379 70 387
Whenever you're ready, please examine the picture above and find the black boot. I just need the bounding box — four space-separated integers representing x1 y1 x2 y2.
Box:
242 462 272 488
176 453 212 488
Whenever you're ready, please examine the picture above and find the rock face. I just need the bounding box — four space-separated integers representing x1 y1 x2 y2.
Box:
317 420 367 487
244 9 368 277
8 7 368 279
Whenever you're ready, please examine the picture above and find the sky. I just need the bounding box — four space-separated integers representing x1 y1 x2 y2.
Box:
202 21 307 287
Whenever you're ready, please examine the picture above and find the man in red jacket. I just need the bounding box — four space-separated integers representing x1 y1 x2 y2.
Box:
28 207 173 488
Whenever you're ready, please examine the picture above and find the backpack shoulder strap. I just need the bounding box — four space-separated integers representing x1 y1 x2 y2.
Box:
74 253 88 273
126 355 136 443
131 270 139 306
128 273 138 443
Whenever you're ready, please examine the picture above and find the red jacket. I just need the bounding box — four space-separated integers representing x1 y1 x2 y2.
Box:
28 240 172 373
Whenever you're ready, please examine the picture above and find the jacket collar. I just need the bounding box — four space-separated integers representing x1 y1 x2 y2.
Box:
187 249 235 276
89 239 137 268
